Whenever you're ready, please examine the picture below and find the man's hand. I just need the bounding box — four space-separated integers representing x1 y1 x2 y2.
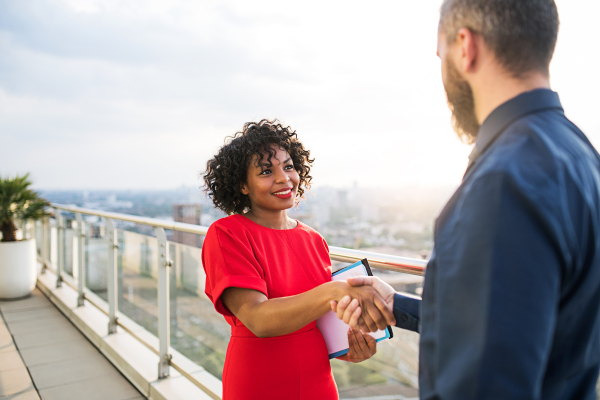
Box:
331 276 396 330
334 283 395 332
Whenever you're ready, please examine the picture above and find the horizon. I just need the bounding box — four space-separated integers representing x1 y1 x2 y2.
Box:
35 181 461 192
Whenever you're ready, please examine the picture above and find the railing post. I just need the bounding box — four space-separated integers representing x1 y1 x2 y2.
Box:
41 217 49 274
155 227 172 379
76 213 86 307
174 243 182 289
106 219 118 334
56 210 64 288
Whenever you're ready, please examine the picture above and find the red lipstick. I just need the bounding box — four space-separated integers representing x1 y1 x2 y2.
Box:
272 187 293 199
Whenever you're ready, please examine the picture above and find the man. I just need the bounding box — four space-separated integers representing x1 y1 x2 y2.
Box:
332 0 600 399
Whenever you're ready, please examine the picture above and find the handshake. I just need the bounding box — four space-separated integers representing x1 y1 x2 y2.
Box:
330 276 396 333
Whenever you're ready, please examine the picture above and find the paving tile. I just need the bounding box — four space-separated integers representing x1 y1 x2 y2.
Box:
0 331 13 352
0 327 10 339
0 348 26 372
0 388 41 399
1 308 62 324
0 292 51 312
0 320 10 337
11 326 83 350
151 374 214 400
28 352 122 390
18 339 99 367
0 367 34 397
38 373 142 400
0 342 16 354
6 317 72 336
2 288 145 400
0 330 11 343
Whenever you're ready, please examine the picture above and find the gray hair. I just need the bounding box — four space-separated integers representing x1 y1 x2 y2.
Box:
439 0 559 77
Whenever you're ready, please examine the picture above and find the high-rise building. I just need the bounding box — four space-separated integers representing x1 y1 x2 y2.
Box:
172 204 202 247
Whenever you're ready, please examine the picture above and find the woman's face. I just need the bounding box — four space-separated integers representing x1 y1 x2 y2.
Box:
241 145 300 212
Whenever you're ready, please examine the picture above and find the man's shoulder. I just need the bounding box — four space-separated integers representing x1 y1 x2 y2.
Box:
448 110 600 238
472 110 599 189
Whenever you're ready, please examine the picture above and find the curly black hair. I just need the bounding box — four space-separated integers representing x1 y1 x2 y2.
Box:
203 119 314 215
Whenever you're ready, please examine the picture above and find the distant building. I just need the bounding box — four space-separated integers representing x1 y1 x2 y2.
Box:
172 204 202 247
338 190 348 209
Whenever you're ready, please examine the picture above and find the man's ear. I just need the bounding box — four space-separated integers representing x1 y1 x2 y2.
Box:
455 27 478 74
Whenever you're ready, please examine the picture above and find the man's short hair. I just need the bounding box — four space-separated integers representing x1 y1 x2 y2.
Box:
439 0 559 77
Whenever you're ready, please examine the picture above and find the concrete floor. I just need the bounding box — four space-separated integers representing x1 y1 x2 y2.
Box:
0 288 144 400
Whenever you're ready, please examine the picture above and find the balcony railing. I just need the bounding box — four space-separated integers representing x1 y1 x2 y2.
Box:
33 203 426 399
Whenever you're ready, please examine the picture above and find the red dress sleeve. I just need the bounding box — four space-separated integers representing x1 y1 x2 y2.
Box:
201 221 268 317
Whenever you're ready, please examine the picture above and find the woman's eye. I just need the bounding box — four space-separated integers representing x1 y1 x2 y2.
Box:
260 169 271 175
284 165 293 170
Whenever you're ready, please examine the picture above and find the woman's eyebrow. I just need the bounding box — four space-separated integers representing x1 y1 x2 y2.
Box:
259 158 291 167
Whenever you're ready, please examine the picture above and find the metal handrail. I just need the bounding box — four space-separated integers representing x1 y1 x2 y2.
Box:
329 246 427 275
52 203 427 276
44 203 427 398
52 203 210 235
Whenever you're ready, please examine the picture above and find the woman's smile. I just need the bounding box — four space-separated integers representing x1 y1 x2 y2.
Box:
272 187 293 199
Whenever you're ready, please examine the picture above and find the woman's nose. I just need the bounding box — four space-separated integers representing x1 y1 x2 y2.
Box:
275 168 289 183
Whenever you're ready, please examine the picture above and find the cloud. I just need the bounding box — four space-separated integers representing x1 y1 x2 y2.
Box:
1 0 596 190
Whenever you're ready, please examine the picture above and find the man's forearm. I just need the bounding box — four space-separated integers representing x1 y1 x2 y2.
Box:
393 293 420 333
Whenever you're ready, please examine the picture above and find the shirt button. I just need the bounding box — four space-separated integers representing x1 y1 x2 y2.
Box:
401 315 408 322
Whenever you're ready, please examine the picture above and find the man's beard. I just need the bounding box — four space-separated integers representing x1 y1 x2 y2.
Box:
444 57 480 144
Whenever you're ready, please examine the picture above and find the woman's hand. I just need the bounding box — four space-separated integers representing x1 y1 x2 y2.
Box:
332 282 396 332
220 280 394 338
336 328 377 363
332 276 396 332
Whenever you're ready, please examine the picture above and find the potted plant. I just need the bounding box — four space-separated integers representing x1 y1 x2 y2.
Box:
0 174 50 299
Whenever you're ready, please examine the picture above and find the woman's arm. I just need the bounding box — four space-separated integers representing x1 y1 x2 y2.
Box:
221 281 395 338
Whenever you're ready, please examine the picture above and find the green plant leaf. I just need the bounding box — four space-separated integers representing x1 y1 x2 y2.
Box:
0 173 50 241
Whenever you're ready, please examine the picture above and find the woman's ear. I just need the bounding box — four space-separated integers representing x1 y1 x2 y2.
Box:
240 183 249 196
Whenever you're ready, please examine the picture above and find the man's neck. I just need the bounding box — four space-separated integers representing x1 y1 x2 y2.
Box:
472 70 551 124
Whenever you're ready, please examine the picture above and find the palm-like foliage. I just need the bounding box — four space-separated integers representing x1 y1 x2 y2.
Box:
0 174 50 242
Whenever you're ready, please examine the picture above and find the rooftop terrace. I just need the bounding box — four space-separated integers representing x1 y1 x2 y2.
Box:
1 205 427 400
0 288 143 400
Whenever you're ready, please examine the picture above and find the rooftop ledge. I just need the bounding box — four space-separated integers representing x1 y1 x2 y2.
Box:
20 205 426 399
36 264 222 400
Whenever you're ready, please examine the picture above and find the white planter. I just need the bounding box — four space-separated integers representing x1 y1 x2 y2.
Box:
0 239 38 299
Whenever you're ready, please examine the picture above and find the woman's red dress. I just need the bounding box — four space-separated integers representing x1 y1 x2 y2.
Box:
202 214 338 400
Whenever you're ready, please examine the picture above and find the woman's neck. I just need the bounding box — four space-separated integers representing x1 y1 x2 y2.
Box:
242 207 296 230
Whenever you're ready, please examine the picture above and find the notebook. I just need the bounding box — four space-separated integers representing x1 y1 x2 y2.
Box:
316 259 393 359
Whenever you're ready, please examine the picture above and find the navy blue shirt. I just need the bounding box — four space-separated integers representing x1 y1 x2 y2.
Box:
393 89 600 399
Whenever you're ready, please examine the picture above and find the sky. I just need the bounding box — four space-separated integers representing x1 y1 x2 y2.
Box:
1 0 599 190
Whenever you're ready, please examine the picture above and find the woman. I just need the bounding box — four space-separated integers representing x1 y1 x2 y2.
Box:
201 120 393 400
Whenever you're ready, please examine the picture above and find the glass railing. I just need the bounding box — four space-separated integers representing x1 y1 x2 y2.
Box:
169 241 229 379
36 204 426 400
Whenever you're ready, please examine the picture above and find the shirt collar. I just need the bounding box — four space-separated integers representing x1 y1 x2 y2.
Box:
467 88 563 170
